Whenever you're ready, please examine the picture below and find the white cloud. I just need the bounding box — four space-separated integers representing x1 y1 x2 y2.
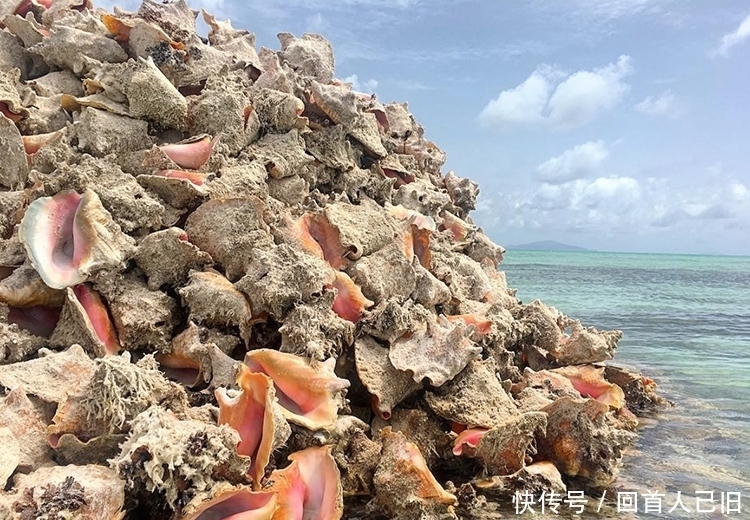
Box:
571 0 659 19
492 174 750 236
536 141 609 183
548 56 633 128
714 14 750 58
635 89 683 118
343 74 378 94
480 56 633 129
479 67 557 125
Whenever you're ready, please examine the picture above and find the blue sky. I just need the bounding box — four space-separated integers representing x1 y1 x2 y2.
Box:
101 0 750 255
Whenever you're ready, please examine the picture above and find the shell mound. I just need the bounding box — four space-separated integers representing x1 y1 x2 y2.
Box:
0 1 667 519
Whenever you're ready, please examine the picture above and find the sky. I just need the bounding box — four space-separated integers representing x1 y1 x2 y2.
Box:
99 0 750 255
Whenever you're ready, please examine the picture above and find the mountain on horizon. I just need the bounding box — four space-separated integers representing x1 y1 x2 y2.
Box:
507 240 590 252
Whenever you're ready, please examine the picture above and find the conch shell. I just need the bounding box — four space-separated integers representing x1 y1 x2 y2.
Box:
19 189 135 289
266 446 344 520
216 365 291 490
243 349 350 430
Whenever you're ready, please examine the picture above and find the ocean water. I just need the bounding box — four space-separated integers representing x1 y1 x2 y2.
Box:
501 250 750 519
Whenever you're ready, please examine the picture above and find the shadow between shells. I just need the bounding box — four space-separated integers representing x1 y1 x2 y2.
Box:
0 1 668 519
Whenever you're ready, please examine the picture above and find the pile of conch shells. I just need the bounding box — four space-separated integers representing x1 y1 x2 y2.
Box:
0 1 667 518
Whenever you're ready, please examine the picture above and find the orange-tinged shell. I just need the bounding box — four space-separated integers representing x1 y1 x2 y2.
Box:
21 129 64 155
243 349 350 430
183 487 278 520
266 446 343 520
552 365 626 409
216 366 291 490
375 427 456 510
328 271 373 323
159 134 221 171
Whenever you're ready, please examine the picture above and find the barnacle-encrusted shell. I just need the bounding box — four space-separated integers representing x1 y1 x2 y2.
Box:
185 196 272 282
179 269 253 345
373 427 457 518
111 405 251 510
0 113 28 189
5 464 125 520
389 314 482 387
355 335 421 419
536 396 636 487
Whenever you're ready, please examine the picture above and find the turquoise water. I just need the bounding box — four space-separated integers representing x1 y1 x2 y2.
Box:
502 250 750 519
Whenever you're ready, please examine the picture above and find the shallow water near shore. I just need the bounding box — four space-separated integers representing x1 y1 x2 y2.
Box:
501 250 750 519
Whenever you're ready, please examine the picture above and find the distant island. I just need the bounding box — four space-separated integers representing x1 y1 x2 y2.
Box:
507 240 590 252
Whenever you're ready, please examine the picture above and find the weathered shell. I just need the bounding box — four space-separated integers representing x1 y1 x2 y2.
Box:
0 344 95 404
551 319 622 365
19 189 136 289
252 87 307 133
73 106 152 156
425 358 517 427
278 290 355 361
28 24 128 75
45 157 166 234
373 427 457 518
185 197 272 282
133 227 213 290
0 387 53 472
389 314 482 387
0 263 64 308
87 57 188 130
278 32 334 83
235 243 335 319
246 129 313 179
324 198 394 260
111 405 251 509
179 269 253 344
156 322 240 389
99 273 179 352
0 68 29 123
189 73 258 154
0 27 27 81
202 9 263 73
0 112 28 189
453 412 547 475
355 335 421 420
536 396 636 487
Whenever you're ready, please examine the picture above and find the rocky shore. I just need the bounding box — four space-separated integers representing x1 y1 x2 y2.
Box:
0 1 666 518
